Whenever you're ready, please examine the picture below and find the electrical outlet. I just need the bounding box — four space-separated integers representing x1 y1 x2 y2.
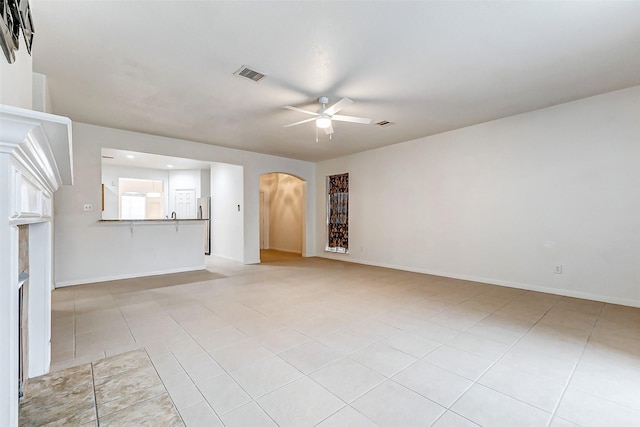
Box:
83 204 93 212
554 265 563 274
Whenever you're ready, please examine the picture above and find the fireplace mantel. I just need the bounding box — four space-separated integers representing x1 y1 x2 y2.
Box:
0 105 73 190
0 105 73 427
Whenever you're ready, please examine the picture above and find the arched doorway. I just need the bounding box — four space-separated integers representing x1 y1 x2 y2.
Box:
259 173 306 262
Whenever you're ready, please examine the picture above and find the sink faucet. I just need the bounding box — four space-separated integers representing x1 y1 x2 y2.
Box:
171 211 176 219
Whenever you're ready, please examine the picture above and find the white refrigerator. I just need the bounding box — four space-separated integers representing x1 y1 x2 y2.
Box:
197 197 211 255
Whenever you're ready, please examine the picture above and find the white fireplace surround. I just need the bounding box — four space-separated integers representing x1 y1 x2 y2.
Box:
0 105 73 427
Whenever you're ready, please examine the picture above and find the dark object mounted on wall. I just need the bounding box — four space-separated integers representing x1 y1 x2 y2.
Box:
1 0 33 64
15 0 33 54
1 0 20 63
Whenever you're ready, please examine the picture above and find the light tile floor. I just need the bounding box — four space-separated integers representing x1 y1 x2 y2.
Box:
43 250 640 426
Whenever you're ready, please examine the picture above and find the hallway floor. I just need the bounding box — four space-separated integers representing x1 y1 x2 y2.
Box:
40 251 639 426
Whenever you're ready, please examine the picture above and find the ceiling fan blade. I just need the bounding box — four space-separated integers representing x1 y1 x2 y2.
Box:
331 114 371 125
283 117 316 127
324 125 334 135
324 97 353 116
282 105 319 116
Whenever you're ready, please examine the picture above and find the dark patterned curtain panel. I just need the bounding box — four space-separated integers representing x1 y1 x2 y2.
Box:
327 173 349 253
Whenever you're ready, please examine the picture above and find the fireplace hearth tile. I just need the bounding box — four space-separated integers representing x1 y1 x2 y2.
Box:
19 349 183 426
20 363 92 403
94 363 163 406
98 382 166 418
92 348 150 381
19 380 94 413
26 405 97 426
98 393 183 427
18 373 95 426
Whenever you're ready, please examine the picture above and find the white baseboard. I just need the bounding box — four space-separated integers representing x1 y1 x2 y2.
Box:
316 254 640 309
55 265 206 288
267 247 302 254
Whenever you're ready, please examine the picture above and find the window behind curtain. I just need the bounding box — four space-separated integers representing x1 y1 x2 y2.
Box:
121 192 146 219
326 173 349 253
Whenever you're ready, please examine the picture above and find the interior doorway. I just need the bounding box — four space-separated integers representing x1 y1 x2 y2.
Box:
175 188 196 219
259 173 306 262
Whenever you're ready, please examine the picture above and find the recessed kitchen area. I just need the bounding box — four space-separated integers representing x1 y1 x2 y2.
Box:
101 149 213 255
101 148 211 220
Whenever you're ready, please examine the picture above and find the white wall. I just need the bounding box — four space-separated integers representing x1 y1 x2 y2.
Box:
0 47 32 109
201 168 211 197
54 122 315 285
211 162 244 261
260 173 304 254
55 220 205 286
32 73 53 113
317 86 640 307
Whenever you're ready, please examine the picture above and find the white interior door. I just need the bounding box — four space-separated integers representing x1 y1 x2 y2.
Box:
175 189 196 219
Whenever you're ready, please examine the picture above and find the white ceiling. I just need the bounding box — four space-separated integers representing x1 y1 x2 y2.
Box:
31 1 640 162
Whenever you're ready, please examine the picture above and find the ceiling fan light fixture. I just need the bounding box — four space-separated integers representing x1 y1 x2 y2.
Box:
316 116 332 129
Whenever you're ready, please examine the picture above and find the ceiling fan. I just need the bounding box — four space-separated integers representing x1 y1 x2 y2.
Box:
282 97 371 140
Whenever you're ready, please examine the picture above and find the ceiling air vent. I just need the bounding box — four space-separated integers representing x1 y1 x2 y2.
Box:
234 65 267 82
376 120 393 127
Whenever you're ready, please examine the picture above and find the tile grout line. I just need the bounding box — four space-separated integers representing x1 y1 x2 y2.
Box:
250 285 516 424
93 349 184 425
49 262 640 426
544 302 607 427
162 316 237 425
386 291 533 426
111 290 140 356
441 294 566 423
172 310 367 425
73 292 77 360
90 362 100 426
309 289 523 426
147 346 189 427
